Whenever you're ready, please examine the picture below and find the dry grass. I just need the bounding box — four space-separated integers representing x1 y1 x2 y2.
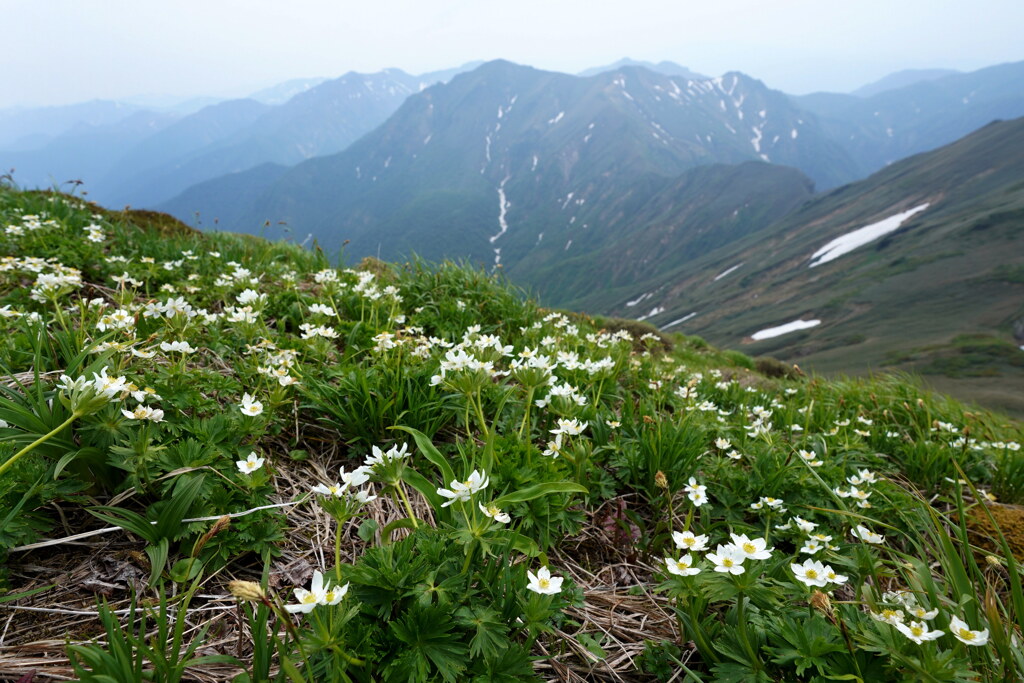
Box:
1 453 681 682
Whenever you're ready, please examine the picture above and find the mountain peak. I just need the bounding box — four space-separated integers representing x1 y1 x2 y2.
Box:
579 58 707 80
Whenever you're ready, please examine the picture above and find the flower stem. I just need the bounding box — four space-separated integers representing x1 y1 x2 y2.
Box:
334 518 344 581
393 481 419 529
0 410 84 479
735 591 762 671
518 386 535 438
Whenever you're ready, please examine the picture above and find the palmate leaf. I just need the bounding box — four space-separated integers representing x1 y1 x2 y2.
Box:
455 605 508 659
386 604 469 683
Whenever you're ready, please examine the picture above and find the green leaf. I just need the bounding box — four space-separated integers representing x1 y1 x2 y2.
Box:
168 558 202 583
401 467 445 510
0 583 54 604
279 653 308 683
145 538 170 586
492 481 587 507
357 518 380 543
88 506 161 544
388 604 469 682
392 426 456 488
380 517 418 542
507 532 540 557
455 605 509 659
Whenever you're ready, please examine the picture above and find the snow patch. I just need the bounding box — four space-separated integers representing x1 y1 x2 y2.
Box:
790 128 798 139
809 203 930 268
531 155 539 172
751 319 821 341
423 134 432 145
564 239 573 251
548 111 565 125
751 126 763 153
661 312 697 330
489 176 512 248
625 292 653 308
713 263 744 281
636 306 665 322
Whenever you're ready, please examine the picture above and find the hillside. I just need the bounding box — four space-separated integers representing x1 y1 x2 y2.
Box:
593 117 1024 416
0 185 1021 682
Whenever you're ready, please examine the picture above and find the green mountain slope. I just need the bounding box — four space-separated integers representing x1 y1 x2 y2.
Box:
595 118 1024 415
201 60 849 266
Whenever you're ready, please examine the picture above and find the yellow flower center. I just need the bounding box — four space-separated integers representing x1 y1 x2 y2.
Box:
302 594 317 604
911 626 923 636
742 542 756 553
805 569 818 579
958 629 974 640
722 558 734 567
538 578 550 589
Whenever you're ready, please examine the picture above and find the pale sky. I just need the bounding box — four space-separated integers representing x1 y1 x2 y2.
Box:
4 0 1023 107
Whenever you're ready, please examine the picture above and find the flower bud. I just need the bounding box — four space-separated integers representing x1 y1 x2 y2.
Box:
228 580 266 603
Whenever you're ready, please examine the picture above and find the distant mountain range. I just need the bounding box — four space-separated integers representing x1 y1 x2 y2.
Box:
1 64 483 207
166 60 847 262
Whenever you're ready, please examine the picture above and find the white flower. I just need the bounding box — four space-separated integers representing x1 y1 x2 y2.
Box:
714 438 732 450
91 367 128 399
683 477 709 507
851 525 884 544
284 571 347 614
285 570 327 614
707 545 745 575
437 470 489 507
322 580 349 606
312 482 346 497
948 616 988 646
729 533 773 560
479 502 511 524
672 530 709 552
236 452 265 474
791 559 829 587
541 434 564 458
895 620 944 644
239 393 264 416
159 340 197 354
120 405 165 422
551 418 587 436
789 516 816 534
871 609 906 625
665 554 701 577
339 465 371 489
908 605 939 620
824 565 848 585
799 539 825 555
363 443 410 468
526 566 563 595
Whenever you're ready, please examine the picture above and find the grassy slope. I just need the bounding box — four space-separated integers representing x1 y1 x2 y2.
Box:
2 186 1023 682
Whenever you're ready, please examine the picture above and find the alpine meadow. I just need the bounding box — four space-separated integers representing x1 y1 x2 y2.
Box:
2 7 1024 681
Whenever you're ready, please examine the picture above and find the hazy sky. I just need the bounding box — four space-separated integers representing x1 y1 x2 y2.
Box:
4 0 1023 107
